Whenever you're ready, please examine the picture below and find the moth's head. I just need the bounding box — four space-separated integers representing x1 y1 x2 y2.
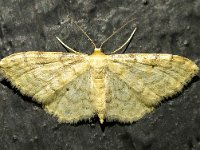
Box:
91 48 105 55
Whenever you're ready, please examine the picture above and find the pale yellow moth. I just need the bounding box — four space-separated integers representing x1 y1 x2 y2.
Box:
0 21 199 124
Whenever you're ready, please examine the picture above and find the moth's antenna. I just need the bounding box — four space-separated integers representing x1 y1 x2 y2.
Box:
74 22 97 49
56 36 80 54
100 18 136 49
111 27 137 54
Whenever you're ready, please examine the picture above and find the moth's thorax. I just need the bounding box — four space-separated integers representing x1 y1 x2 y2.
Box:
89 50 108 78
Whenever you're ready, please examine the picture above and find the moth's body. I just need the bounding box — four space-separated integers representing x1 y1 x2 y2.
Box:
89 49 108 123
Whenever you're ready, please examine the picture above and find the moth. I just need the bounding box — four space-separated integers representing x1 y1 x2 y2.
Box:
0 22 199 124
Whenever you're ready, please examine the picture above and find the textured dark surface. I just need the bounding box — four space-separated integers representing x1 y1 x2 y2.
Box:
0 0 200 150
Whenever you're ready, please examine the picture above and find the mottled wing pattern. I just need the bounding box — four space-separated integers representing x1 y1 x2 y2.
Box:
105 53 199 122
45 70 94 123
105 70 153 122
0 51 95 123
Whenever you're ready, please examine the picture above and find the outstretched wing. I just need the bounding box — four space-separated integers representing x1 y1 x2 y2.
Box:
105 53 199 123
0 51 95 123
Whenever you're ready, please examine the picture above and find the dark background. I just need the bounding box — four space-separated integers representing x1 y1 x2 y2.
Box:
0 0 200 150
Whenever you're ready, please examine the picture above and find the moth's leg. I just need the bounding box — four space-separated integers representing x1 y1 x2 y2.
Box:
56 36 80 54
100 18 136 50
111 27 137 54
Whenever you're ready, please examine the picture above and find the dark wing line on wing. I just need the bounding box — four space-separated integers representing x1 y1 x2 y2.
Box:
14 59 83 81
107 60 162 97
106 69 158 108
33 68 91 105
